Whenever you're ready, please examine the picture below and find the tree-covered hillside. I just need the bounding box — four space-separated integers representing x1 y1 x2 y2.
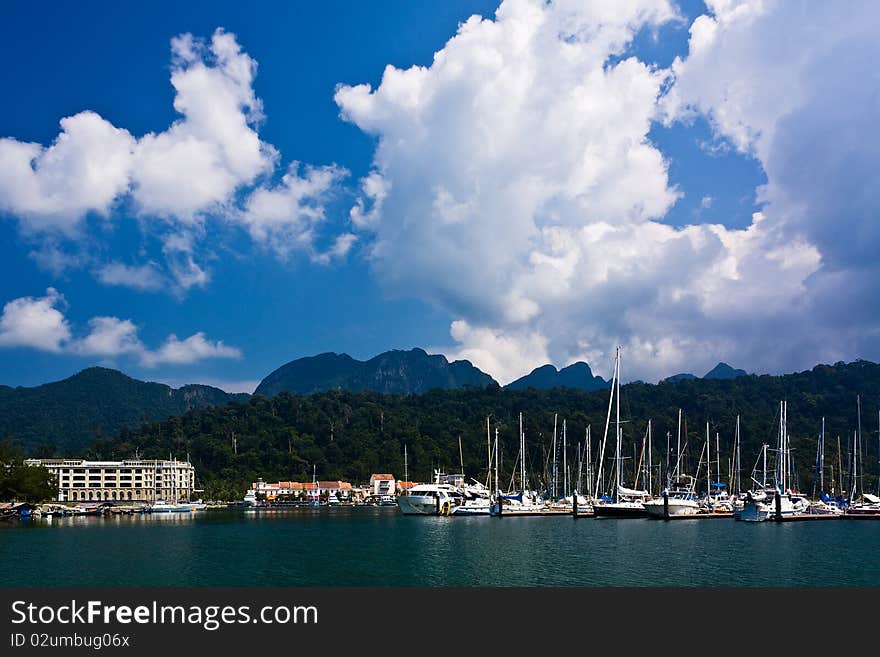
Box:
85 360 880 500
0 367 249 454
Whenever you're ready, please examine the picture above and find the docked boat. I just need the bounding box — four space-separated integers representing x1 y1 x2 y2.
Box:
644 476 701 518
846 493 880 517
397 482 460 515
737 489 810 521
243 489 258 507
149 501 201 513
735 402 809 522
592 347 652 518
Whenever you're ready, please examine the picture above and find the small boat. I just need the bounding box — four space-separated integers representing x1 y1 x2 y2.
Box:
846 493 880 517
149 501 201 513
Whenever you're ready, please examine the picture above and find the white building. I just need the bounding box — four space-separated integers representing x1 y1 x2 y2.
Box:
25 458 196 503
369 473 396 497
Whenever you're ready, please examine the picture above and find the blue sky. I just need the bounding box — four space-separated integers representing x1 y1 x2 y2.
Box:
1 1 876 390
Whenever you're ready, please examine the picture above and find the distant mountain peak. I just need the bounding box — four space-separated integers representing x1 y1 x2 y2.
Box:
254 348 497 396
703 362 748 380
504 361 608 391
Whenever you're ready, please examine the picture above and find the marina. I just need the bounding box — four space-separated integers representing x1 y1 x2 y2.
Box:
2 506 880 587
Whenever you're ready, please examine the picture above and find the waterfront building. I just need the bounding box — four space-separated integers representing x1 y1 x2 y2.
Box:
252 479 304 500
25 458 195 503
370 474 396 497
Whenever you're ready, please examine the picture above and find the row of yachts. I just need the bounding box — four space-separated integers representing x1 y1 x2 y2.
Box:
397 473 880 520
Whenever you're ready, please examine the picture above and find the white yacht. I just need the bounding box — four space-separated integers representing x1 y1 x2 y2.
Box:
737 490 809 522
397 476 461 516
644 491 701 518
243 489 258 507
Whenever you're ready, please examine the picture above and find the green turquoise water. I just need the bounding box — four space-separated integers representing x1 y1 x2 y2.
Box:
3 508 879 586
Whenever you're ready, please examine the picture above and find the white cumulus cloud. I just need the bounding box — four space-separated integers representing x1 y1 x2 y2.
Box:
0 288 72 352
0 289 241 368
336 0 849 383
139 332 241 367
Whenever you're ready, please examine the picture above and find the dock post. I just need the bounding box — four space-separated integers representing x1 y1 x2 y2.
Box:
435 493 440 516
573 490 578 518
663 490 669 520
774 492 782 521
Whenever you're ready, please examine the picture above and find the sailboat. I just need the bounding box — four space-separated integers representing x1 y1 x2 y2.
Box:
844 399 880 516
308 464 320 507
593 346 652 518
806 417 844 515
644 410 701 517
736 401 809 522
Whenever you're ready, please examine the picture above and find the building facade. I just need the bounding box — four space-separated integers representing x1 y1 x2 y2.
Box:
25 458 195 503
370 474 396 497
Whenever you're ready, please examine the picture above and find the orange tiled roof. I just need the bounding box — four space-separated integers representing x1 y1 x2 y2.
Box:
370 473 394 481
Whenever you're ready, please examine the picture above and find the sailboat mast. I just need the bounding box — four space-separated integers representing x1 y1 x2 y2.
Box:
486 416 492 489
585 426 592 499
552 414 558 500
563 419 568 497
594 349 618 499
520 412 526 493
706 421 711 500
615 346 621 495
821 417 825 494
762 443 767 489
494 427 500 498
676 409 682 479
647 419 653 496
404 444 409 496
857 395 863 498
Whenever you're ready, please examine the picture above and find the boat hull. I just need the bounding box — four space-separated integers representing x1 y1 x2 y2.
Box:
397 495 441 515
643 500 701 518
593 502 648 518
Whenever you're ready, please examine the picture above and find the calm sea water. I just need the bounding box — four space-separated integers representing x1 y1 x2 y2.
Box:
2 508 879 586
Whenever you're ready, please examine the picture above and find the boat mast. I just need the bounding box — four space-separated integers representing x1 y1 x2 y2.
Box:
494 427 500 499
585 426 592 499
594 348 618 499
563 419 568 497
820 417 825 495
665 431 671 489
615 346 621 498
520 412 526 493
552 413 558 500
857 395 864 498
647 419 653 496
675 409 682 479
404 444 409 496
762 443 767 489
486 416 492 489
706 421 711 501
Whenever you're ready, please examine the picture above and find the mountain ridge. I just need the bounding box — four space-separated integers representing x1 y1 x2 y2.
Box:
254 348 497 396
